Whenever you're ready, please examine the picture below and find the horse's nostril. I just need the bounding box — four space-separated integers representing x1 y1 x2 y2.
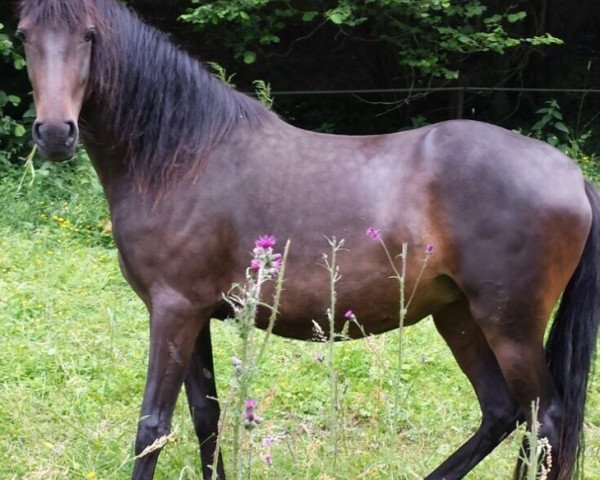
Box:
33 121 43 141
65 120 78 145
66 120 76 138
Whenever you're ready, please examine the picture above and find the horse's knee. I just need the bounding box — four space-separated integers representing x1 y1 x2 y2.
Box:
135 414 171 455
480 402 521 440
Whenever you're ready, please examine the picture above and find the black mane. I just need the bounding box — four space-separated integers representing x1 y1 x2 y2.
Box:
19 0 272 190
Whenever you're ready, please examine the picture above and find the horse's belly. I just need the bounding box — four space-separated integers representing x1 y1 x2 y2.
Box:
252 273 462 341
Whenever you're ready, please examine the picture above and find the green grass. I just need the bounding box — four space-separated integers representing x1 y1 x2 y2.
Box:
1 160 599 479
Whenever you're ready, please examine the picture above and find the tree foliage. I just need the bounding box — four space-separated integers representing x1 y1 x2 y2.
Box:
0 0 597 163
181 0 562 80
0 22 27 163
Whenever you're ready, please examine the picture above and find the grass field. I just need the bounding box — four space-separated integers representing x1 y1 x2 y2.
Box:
1 160 599 479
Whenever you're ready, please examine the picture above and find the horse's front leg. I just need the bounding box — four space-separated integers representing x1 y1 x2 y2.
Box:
184 322 225 479
131 290 207 480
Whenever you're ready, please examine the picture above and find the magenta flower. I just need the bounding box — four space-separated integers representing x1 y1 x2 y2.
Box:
271 253 282 272
243 398 262 430
366 227 381 240
245 398 257 423
425 243 435 254
262 436 276 467
250 235 282 277
344 310 353 319
262 436 276 448
255 234 277 249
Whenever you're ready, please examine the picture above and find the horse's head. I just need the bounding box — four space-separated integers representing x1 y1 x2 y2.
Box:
18 1 99 160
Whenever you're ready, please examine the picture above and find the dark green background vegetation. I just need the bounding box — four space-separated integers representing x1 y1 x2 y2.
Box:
1 1 600 164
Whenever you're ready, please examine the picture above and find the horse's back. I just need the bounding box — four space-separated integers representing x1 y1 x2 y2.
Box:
419 119 591 236
420 119 584 191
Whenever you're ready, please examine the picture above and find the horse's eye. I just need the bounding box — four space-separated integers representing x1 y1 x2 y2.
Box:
15 29 27 43
84 28 96 42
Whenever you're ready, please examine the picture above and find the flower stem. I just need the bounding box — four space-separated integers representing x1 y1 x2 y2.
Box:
393 242 408 427
255 240 290 367
325 237 343 477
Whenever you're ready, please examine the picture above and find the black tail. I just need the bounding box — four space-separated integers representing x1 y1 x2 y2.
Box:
545 180 600 479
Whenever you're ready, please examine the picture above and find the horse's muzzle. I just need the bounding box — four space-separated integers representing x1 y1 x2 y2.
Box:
33 120 78 160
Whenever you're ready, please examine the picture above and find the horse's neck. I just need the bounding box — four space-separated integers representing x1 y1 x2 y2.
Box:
80 101 134 203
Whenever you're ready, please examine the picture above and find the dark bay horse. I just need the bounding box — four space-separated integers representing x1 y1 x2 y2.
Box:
17 1 600 479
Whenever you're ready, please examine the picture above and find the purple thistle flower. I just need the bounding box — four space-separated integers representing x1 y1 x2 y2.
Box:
313 352 324 363
255 234 277 249
425 243 435 254
261 435 276 467
262 436 276 448
344 310 353 319
271 253 282 272
250 259 262 272
366 227 381 240
245 398 257 422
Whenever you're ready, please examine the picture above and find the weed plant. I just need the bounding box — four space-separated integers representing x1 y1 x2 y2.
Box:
518 400 553 480
211 235 288 479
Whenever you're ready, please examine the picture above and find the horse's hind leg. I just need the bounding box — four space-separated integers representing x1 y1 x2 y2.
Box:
426 299 522 480
481 318 562 480
462 280 565 480
184 322 226 479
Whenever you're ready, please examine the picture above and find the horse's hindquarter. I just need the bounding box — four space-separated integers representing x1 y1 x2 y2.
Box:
424 120 592 328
